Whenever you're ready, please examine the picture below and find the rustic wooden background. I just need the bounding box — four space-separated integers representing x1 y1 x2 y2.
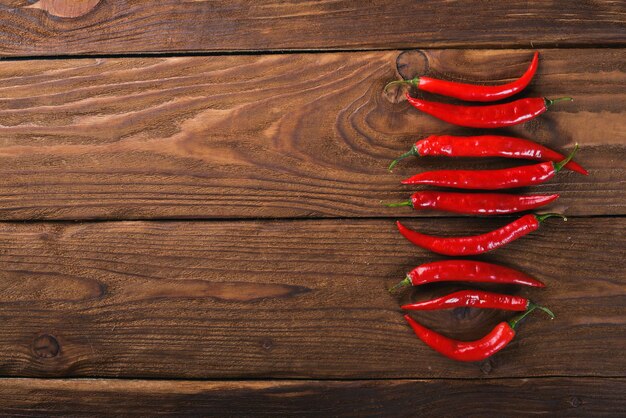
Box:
0 1 624 416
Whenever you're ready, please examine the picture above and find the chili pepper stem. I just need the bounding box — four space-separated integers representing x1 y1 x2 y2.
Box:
554 143 580 173
545 97 573 108
529 302 556 319
389 277 411 294
389 145 419 171
535 213 567 223
384 200 413 208
509 302 555 329
384 77 420 93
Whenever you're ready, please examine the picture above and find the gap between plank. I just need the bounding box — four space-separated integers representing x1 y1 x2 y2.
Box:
1 45 625 61
0 214 622 224
0 375 624 383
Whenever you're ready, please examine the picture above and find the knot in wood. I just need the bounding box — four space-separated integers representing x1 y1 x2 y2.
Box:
569 396 583 408
453 306 472 321
261 338 273 351
27 0 101 18
396 50 429 81
480 358 495 375
32 334 60 358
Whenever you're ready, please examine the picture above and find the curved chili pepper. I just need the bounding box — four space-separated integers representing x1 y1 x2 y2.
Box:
385 191 559 215
401 290 529 311
388 135 588 175
390 260 545 293
402 144 578 189
404 303 554 362
386 52 538 102
396 213 566 256
405 94 572 128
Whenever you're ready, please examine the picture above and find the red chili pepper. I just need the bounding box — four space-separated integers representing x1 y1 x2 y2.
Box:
385 191 559 215
404 303 554 362
401 290 529 311
389 260 545 293
402 144 579 189
385 52 538 102
395 213 566 256
405 94 572 128
388 135 588 175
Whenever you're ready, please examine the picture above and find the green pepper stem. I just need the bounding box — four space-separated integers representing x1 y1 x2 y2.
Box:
509 305 536 329
388 145 419 171
554 143 579 173
533 304 556 320
535 213 567 223
509 302 555 329
545 97 573 108
383 200 412 208
384 77 420 93
388 276 411 294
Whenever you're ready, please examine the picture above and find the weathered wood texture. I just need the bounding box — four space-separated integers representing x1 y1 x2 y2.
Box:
0 1 624 56
0 49 623 220
0 217 623 379
1 377 624 417
0 1 623 414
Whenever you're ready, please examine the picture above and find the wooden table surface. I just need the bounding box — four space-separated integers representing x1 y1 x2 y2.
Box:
0 1 624 416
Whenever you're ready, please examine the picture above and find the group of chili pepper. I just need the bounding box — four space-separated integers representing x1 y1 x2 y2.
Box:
384 52 587 362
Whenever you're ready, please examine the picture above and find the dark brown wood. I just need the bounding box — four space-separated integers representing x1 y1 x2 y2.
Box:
0 1 624 56
0 217 623 379
0 1 623 413
0 49 623 220
1 377 624 417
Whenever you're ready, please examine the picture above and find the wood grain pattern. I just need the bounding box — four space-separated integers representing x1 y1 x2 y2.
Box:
0 1 624 56
0 217 623 379
1 377 624 417
0 1 622 413
0 49 623 220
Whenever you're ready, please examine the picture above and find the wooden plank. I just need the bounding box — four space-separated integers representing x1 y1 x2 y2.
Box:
0 217 623 379
0 1 624 56
0 49 623 220
1 377 624 417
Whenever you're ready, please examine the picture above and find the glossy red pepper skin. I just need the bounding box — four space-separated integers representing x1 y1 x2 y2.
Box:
406 95 571 128
387 52 538 102
396 213 564 256
402 290 529 311
390 191 559 215
392 135 587 175
403 304 554 362
402 161 558 189
404 314 515 362
401 260 545 288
